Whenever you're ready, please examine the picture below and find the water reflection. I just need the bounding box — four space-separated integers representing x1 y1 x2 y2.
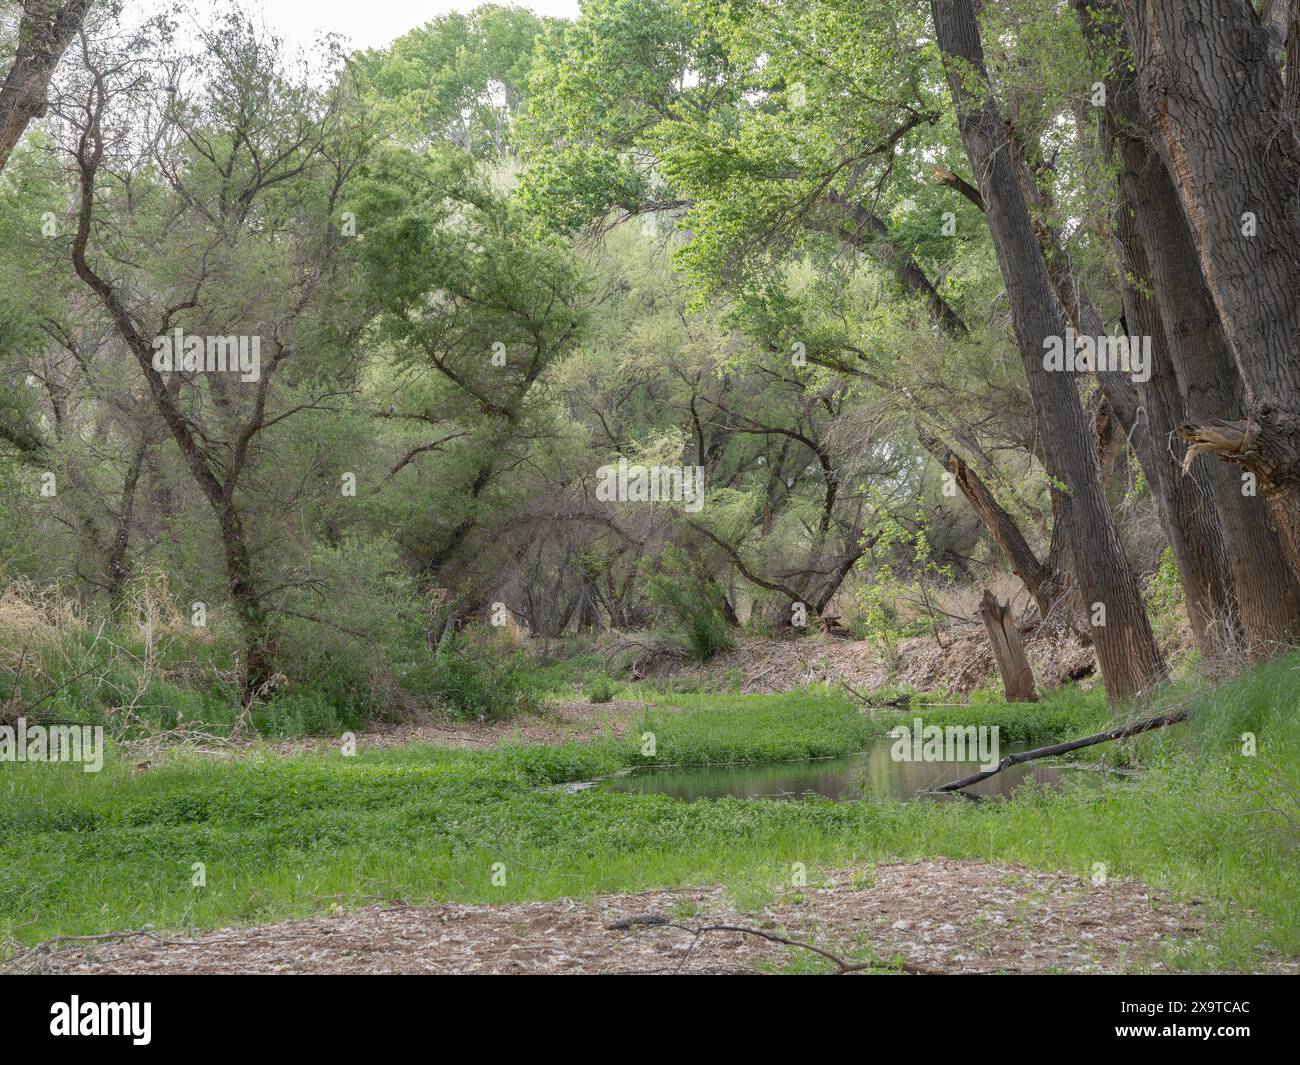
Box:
598 738 1081 802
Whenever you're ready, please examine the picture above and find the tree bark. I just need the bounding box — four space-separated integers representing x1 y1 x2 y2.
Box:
1078 0 1300 649
1286 0 1300 126
931 0 1166 699
105 437 147 611
1114 254 1239 655
1120 0 1300 576
978 590 1038 701
0 1 92 171
933 111 1235 656
1003 81 1241 659
1046 257 1239 661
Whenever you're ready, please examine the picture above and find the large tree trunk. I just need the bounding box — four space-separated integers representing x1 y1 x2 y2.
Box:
1113 248 1239 655
1120 0 1300 575
1007 96 1240 658
934 102 1235 657
1077 0 1300 650
1051 269 1238 658
0 1 92 171
931 0 1166 699
1286 0 1300 125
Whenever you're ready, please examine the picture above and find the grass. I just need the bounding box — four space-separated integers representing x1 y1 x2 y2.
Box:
1 655 1297 972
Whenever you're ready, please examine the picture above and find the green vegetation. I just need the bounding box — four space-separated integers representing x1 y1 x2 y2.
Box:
642 551 738 663
2 0 1299 978
426 635 544 721
3 656 1296 972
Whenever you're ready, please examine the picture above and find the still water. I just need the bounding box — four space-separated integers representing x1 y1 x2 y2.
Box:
597 737 1090 802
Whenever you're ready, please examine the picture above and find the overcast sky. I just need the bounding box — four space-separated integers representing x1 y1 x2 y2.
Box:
253 0 580 52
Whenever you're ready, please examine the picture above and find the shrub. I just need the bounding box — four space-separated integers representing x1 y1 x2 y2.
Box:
1143 546 1186 643
588 677 617 703
256 689 368 737
642 553 736 663
428 636 541 721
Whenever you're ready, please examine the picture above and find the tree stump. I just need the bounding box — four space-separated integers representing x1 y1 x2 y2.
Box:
978 590 1037 702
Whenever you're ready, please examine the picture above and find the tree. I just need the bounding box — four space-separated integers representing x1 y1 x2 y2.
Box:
355 5 556 158
0 0 91 171
62 13 372 700
1120 0 1300 576
930 0 1165 698
354 145 589 607
1075 0 1300 650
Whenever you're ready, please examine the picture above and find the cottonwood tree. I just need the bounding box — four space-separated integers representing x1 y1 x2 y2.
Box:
1119 0 1300 576
1074 0 1300 649
930 0 1165 698
355 4 558 159
520 0 967 337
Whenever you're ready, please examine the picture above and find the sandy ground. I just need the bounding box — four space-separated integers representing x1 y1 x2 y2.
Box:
20 859 1248 975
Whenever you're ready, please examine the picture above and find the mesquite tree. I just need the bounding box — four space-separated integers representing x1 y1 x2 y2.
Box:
60 14 372 700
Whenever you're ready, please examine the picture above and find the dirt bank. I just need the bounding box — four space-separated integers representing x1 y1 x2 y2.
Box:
637 626 1096 696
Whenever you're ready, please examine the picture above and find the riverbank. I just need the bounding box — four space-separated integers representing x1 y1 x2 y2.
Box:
2 655 1297 974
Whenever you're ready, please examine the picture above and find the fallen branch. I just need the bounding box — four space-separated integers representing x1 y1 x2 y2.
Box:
839 678 910 710
663 923 946 975
928 706 1191 793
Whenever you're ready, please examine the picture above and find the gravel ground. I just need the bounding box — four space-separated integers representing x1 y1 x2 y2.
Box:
21 859 1248 975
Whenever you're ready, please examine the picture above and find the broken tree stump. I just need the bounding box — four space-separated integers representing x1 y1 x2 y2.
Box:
978 589 1037 702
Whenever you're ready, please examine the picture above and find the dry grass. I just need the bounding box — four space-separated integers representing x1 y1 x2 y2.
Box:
0 578 83 653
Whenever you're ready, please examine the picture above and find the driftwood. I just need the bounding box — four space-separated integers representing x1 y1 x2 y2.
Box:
928 706 1191 793
977 589 1037 701
604 914 669 930
838 678 910 710
659 923 945 975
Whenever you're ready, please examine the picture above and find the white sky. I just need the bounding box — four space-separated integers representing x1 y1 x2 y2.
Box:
254 0 581 52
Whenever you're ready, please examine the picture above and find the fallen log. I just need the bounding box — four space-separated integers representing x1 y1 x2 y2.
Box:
928 705 1191 793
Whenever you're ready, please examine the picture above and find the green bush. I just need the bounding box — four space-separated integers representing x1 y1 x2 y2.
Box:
256 689 365 737
1143 546 1186 642
588 677 617 703
643 553 736 663
429 636 541 721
